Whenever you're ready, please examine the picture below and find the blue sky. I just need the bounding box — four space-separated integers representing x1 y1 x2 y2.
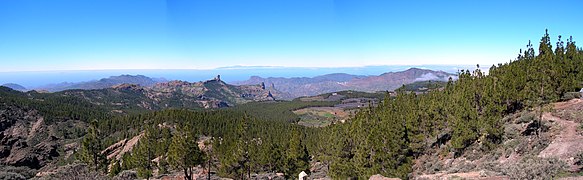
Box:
0 0 582 72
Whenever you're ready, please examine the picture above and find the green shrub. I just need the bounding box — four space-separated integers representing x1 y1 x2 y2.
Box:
502 156 565 180
516 113 536 124
562 92 582 101
504 125 521 139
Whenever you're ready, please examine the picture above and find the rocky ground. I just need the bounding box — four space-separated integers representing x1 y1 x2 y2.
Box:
0 104 74 177
413 98 583 180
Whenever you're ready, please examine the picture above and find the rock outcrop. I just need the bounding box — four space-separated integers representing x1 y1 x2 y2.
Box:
0 105 60 169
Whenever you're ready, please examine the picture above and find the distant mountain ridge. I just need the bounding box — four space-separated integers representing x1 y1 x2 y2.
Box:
52 75 284 110
1 83 27 91
36 75 166 92
235 68 456 98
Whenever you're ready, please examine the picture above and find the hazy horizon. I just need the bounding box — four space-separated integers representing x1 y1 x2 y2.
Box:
0 65 478 88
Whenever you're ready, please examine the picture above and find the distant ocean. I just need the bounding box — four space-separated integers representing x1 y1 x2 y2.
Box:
0 65 480 89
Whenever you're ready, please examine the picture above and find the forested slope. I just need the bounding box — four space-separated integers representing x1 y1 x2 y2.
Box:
307 30 583 179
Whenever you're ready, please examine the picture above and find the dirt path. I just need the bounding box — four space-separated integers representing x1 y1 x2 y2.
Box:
538 99 583 171
416 171 509 180
553 99 583 110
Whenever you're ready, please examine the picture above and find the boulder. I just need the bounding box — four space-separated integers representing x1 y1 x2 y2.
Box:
33 141 59 158
5 149 41 169
299 171 308 180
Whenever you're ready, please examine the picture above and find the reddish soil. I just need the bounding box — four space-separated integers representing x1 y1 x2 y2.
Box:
539 99 583 171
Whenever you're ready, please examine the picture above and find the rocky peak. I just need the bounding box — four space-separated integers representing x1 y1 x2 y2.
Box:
204 75 225 84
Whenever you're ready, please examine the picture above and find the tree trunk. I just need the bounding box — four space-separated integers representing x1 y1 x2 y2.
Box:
207 157 211 180
93 152 98 170
183 168 191 180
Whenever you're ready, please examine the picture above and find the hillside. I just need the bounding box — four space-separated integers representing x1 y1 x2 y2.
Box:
415 98 583 179
235 68 455 98
36 75 165 92
1 83 27 91
0 86 107 179
305 31 583 179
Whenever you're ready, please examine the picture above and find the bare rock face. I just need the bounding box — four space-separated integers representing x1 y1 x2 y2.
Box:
0 104 60 169
5 149 40 169
3 139 58 169
102 132 144 161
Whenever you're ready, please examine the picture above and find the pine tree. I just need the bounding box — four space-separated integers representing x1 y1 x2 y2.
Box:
134 141 153 179
168 124 204 180
284 128 310 177
79 119 106 172
109 159 122 177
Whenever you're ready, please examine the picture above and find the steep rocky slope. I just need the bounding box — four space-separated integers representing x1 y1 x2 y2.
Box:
0 101 82 179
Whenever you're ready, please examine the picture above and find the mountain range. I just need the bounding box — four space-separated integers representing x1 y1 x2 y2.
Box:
235 68 456 98
58 75 283 110
1 68 456 100
35 75 166 92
